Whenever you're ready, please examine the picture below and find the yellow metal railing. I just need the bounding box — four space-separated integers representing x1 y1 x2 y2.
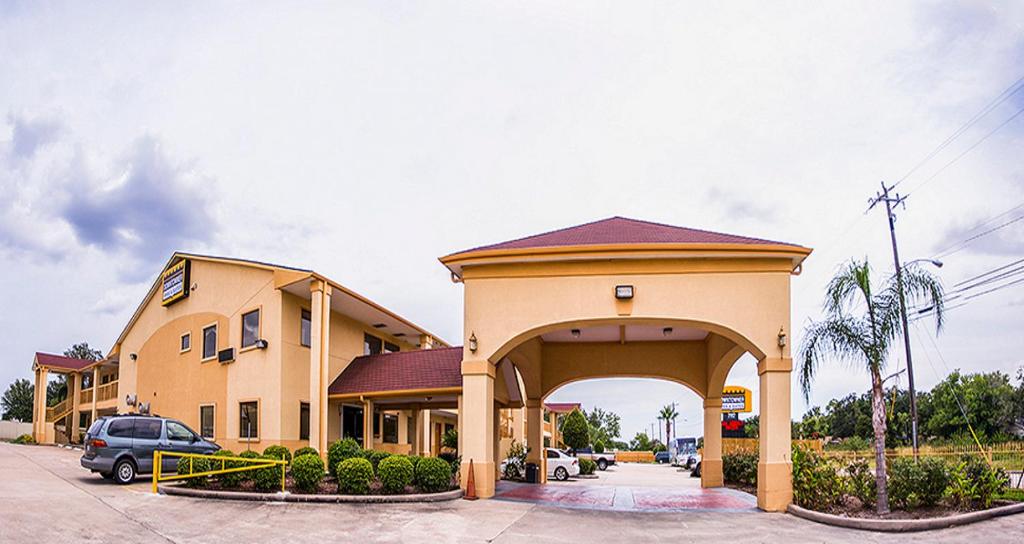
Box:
96 381 118 402
152 451 287 494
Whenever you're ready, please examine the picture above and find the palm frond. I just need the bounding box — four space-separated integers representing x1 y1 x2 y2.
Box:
824 259 872 316
898 264 946 333
797 317 871 401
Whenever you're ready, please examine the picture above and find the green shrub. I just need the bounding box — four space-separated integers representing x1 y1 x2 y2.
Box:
212 450 244 488
366 450 392 474
792 446 842 511
294 446 319 459
579 457 597 475
416 457 452 493
251 454 284 492
722 452 758 486
887 457 922 509
336 457 374 495
263 445 292 465
442 427 458 451
406 455 422 471
916 457 950 507
327 438 362 478
947 456 1008 509
378 455 415 494
12 434 35 445
844 457 876 507
503 440 528 480
560 409 590 452
291 453 325 493
177 455 213 488
237 448 261 482
593 440 605 454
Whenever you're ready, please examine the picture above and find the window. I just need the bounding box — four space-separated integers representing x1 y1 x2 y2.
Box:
383 414 398 444
373 410 380 437
200 405 215 439
202 325 217 359
167 421 194 442
300 309 311 347
546 449 559 459
299 402 310 441
384 341 400 354
364 334 382 356
180 332 191 352
107 418 134 438
134 418 162 440
239 401 259 440
241 309 260 348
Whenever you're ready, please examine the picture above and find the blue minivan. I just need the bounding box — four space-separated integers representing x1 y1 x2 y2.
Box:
81 414 220 484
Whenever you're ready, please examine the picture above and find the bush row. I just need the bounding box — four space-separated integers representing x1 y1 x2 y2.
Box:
722 447 1010 512
175 441 456 496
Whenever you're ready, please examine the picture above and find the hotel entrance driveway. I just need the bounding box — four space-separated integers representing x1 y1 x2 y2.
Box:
493 463 757 512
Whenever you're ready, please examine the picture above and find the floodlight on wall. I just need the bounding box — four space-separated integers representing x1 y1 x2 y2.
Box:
469 333 478 353
255 339 269 349
571 329 581 338
663 327 673 336
615 285 634 300
129 353 138 361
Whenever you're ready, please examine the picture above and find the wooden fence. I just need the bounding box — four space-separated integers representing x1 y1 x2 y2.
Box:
721 437 824 454
615 451 655 463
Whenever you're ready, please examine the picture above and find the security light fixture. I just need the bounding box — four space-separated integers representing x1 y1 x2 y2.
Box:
372 323 387 328
571 329 581 338
663 327 673 336
615 285 634 300
393 333 406 337
777 328 787 348
469 333 478 353
129 353 138 361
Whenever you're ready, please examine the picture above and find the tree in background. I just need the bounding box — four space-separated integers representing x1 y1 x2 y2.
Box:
2 379 34 421
924 370 1016 442
64 342 104 361
560 408 590 452
658 404 678 446
584 406 621 447
799 259 944 514
45 343 104 406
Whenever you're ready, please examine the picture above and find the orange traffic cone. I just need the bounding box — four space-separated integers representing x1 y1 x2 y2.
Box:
464 458 478 500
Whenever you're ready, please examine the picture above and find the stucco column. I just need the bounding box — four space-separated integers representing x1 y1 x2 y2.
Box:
70 372 82 443
32 368 44 442
493 403 501 480
363 399 375 450
309 280 332 455
90 369 98 426
701 397 723 487
757 357 793 512
525 399 546 483
420 408 432 457
512 407 526 444
460 358 496 497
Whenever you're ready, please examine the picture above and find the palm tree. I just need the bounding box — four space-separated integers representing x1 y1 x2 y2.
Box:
798 258 944 514
658 404 678 448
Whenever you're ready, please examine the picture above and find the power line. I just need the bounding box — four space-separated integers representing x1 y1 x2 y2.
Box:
951 257 1024 288
894 74 1024 187
934 213 1024 259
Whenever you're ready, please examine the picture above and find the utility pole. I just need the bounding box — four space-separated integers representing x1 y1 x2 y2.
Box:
868 181 919 457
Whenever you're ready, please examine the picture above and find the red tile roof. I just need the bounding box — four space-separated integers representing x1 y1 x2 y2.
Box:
328 347 463 396
34 352 97 371
544 402 581 413
446 217 796 257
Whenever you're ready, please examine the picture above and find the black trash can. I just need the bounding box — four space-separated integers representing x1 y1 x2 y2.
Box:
525 463 539 483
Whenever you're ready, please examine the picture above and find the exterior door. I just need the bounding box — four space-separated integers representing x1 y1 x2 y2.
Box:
342 405 364 446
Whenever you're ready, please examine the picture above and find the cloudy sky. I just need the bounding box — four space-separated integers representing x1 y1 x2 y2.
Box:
2 2 1022 442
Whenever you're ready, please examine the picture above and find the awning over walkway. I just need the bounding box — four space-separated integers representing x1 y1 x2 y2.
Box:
33 352 98 372
328 347 463 403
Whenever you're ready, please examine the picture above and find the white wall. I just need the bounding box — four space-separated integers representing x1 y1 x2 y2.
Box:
0 420 33 440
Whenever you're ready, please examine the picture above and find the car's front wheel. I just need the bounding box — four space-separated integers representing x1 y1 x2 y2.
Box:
554 467 569 481
597 459 608 471
113 458 136 484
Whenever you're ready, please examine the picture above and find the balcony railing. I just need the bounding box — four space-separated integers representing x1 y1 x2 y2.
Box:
46 398 71 422
96 381 118 403
80 388 93 404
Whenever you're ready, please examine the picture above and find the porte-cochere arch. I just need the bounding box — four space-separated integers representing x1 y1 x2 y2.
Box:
441 217 811 511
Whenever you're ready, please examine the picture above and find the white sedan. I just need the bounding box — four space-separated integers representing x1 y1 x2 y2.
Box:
500 447 580 481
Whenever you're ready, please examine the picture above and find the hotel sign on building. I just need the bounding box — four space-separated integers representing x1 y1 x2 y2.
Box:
161 259 191 306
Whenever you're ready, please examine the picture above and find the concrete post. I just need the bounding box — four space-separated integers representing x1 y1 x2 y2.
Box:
363 399 375 450
460 358 496 497
70 372 82 443
34 367 49 443
757 357 793 512
309 281 332 455
525 399 546 483
701 397 723 487
32 368 42 442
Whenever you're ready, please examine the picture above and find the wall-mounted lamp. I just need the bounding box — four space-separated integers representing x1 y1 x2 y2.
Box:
571 329 581 338
615 285 634 300
468 333 478 353
129 353 138 361
663 327 673 336
777 327 787 348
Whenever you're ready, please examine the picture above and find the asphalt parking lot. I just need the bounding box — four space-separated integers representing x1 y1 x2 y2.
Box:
2 443 1023 544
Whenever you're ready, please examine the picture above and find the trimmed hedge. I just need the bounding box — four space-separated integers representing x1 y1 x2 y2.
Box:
177 455 213 488
327 438 362 478
337 457 374 495
378 455 415 494
579 457 597 476
366 450 392 474
292 453 325 493
888 456 949 509
263 445 292 465
722 451 758 486
213 449 244 488
252 454 283 492
416 457 452 493
294 446 319 459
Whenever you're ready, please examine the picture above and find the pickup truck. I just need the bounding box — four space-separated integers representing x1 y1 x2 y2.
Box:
573 447 616 470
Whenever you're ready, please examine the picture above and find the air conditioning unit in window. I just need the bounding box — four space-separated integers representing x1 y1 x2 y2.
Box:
218 348 235 364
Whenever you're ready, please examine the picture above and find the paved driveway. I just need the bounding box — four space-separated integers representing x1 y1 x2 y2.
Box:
2 443 1023 544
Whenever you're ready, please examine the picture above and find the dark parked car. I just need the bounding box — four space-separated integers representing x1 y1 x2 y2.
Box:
654 451 671 464
81 414 220 484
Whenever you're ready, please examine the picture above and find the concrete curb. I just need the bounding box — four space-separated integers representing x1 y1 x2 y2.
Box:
787 502 1024 532
158 484 464 503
